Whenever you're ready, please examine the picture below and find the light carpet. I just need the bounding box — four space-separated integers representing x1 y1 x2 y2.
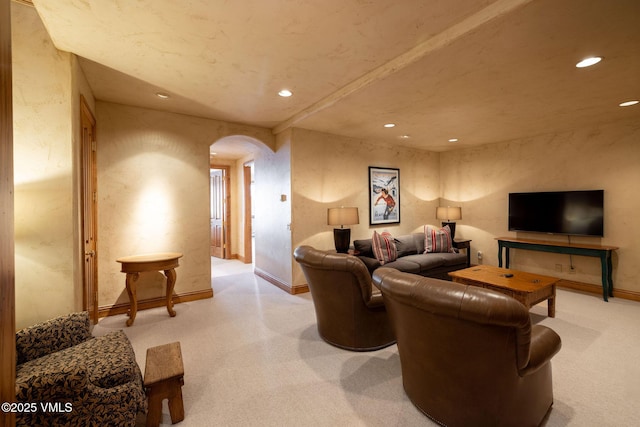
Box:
93 259 640 426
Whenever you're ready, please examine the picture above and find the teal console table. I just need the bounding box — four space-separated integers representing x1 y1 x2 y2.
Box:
496 237 618 302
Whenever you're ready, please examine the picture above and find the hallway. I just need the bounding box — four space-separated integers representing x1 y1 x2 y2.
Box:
211 257 253 278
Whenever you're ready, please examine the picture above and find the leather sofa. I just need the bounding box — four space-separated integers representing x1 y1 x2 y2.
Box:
373 268 562 427
15 312 147 426
293 245 396 351
354 232 467 280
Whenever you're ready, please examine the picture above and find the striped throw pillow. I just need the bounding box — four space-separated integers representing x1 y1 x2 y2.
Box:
425 225 453 253
372 231 397 265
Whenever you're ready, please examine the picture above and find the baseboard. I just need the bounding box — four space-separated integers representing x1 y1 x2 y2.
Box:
557 279 640 303
98 288 214 318
293 284 310 294
254 267 309 295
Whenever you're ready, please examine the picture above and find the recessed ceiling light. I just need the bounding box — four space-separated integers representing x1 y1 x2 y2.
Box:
156 92 170 99
576 57 602 68
278 89 293 97
619 100 639 107
448 138 459 143
399 135 410 139
384 123 396 128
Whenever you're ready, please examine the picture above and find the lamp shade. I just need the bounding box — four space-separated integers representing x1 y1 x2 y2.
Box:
436 206 462 221
327 207 359 227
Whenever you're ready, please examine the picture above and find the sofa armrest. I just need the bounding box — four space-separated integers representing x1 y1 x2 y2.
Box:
519 325 562 377
16 312 92 364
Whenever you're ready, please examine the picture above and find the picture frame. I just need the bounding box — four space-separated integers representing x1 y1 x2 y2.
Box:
369 166 400 225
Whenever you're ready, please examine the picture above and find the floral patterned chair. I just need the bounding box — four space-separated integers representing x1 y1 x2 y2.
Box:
15 312 147 426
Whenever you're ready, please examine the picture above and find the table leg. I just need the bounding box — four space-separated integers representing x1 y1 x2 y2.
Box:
167 377 185 423
600 255 609 302
145 387 163 427
548 285 556 318
498 244 503 268
125 273 139 326
607 252 614 297
164 268 177 317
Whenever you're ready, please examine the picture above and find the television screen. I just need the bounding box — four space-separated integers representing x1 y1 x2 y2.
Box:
508 190 604 236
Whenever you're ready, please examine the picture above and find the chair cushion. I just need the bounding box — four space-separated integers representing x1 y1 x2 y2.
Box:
382 258 422 274
353 238 374 257
16 362 88 402
394 234 418 257
372 231 398 264
436 252 468 267
413 233 426 254
401 254 446 270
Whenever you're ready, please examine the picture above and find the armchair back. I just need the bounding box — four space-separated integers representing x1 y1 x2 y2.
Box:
16 312 92 364
373 267 561 427
294 246 395 351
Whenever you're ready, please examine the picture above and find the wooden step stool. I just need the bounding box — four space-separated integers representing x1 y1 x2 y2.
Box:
144 342 185 426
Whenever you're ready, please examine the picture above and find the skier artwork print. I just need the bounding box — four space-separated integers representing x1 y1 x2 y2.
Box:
368 166 400 225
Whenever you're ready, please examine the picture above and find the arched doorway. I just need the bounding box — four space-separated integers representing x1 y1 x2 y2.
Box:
209 136 268 268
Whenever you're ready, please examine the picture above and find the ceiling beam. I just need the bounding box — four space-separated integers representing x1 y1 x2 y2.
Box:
272 0 534 135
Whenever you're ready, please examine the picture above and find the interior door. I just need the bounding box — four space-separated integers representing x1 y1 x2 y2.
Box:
80 96 98 323
210 169 225 258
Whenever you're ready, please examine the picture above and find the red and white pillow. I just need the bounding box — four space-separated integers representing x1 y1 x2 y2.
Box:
424 225 454 253
372 231 397 264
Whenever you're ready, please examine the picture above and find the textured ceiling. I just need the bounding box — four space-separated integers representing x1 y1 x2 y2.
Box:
32 0 640 156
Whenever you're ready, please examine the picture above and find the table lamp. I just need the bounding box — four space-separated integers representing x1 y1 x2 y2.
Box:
327 207 359 253
436 206 462 240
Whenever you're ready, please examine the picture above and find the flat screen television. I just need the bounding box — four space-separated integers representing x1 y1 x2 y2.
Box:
508 190 604 237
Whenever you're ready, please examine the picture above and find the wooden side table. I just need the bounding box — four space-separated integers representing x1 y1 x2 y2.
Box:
116 252 183 326
453 239 472 267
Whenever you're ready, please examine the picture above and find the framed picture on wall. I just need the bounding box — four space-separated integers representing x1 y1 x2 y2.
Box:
369 166 400 225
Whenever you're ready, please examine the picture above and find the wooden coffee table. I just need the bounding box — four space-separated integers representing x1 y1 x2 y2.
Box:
448 265 558 317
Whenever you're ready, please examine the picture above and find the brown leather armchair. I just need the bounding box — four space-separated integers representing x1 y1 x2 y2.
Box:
293 246 396 351
372 267 562 427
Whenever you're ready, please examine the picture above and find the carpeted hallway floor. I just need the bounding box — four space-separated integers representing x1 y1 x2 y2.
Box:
94 259 640 426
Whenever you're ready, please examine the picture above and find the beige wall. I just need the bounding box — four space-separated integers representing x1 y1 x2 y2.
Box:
12 3 90 329
440 119 640 293
253 130 294 286
95 102 273 307
290 128 441 286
